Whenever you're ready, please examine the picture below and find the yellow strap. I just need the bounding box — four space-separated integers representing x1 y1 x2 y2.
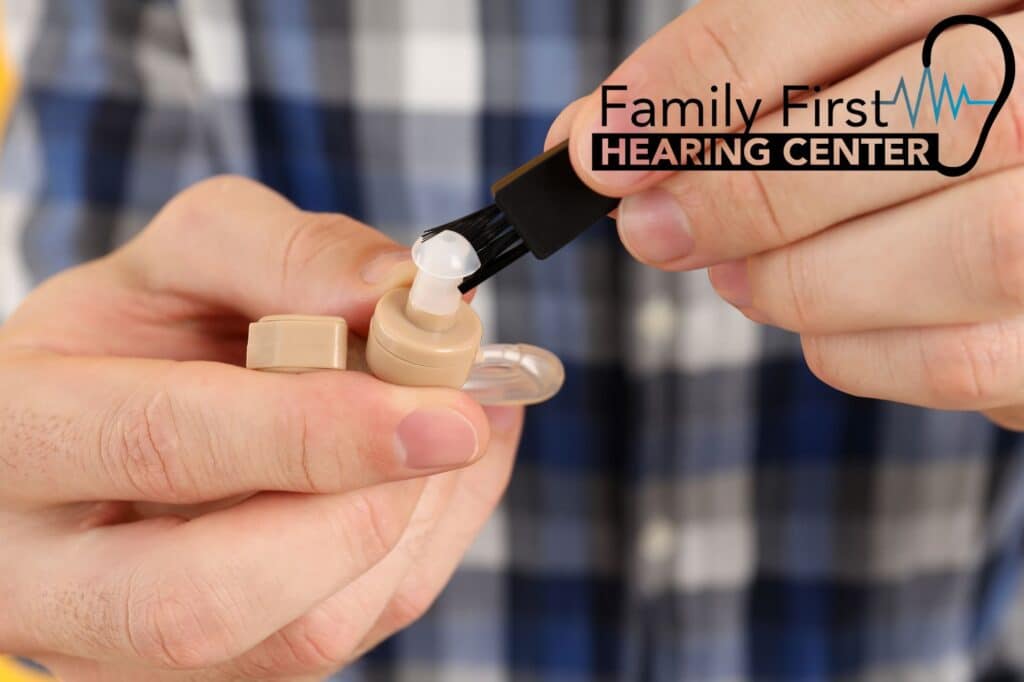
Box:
0 0 17 131
0 657 53 682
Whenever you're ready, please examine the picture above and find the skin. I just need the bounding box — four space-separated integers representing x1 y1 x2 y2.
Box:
0 176 524 681
548 0 1024 430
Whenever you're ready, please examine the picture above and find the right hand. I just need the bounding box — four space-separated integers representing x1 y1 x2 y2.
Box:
0 176 524 681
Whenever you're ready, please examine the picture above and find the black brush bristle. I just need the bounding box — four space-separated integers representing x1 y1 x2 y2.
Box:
421 141 619 292
422 203 527 292
459 242 529 292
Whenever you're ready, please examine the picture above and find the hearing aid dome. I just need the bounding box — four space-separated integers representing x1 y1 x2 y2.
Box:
408 230 480 318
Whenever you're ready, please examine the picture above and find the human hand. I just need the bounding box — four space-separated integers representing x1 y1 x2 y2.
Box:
0 176 523 680
549 2 1024 428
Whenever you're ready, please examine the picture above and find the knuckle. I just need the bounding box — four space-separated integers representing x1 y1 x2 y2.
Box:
183 174 263 200
278 212 367 304
285 374 403 492
279 214 339 288
336 489 404 565
679 15 759 96
235 607 365 678
777 247 821 330
1003 88 1024 159
985 72 1024 160
279 612 360 672
155 175 260 234
801 335 839 388
294 406 322 493
920 325 1021 405
279 391 345 493
979 48 1024 159
104 388 195 502
985 176 1024 307
921 341 987 404
381 587 436 633
723 171 789 248
125 573 238 670
175 175 279 216
278 377 392 493
940 28 1023 160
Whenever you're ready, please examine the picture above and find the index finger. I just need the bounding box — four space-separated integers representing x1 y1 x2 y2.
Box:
118 175 418 336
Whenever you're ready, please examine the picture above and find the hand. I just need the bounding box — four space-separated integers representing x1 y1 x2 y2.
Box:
0 176 523 681
550 2 1024 428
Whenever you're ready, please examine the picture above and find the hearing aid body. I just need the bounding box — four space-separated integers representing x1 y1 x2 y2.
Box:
245 231 564 406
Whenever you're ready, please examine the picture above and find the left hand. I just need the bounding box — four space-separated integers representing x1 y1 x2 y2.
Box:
549 2 1024 429
0 176 523 681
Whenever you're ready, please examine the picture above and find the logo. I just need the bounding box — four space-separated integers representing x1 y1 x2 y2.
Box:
592 15 1015 177
881 68 996 129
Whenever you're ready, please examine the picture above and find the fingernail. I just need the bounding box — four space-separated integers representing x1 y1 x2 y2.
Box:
395 407 479 470
361 249 413 285
583 101 654 191
579 61 654 192
619 188 694 264
708 260 753 308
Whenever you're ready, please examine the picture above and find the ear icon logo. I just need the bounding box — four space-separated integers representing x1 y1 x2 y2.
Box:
923 15 1016 177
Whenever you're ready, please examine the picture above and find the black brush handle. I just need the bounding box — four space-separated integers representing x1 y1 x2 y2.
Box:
492 141 620 259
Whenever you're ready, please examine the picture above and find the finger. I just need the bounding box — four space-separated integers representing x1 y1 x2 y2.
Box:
708 166 1024 333
11 480 427 670
984 403 1024 431
801 317 1024 410
352 406 523 655
118 175 417 335
0 353 489 506
228 467 461 678
545 96 588 150
568 0 1017 197
618 12 1024 269
2 177 416 360
228 406 522 679
546 97 621 221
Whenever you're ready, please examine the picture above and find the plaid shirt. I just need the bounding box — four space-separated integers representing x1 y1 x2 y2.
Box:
3 2 1024 680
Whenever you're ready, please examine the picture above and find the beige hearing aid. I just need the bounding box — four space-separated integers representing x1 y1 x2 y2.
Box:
245 231 564 406
246 314 348 373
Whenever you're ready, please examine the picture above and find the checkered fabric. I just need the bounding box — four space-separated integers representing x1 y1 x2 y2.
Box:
2 1 1024 680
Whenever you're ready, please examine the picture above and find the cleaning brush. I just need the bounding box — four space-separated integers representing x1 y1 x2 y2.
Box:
422 140 621 292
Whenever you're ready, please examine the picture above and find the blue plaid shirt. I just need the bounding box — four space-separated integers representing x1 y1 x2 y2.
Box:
2 1 1024 680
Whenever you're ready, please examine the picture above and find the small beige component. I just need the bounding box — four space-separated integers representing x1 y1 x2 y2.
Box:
246 314 348 373
366 288 482 388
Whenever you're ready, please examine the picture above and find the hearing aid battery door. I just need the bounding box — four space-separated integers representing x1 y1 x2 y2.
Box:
462 343 565 406
246 314 348 373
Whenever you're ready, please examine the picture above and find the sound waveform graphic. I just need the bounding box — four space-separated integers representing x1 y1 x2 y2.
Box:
879 67 996 127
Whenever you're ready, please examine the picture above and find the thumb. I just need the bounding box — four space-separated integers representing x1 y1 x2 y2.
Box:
544 96 588 151
116 175 416 335
563 57 664 198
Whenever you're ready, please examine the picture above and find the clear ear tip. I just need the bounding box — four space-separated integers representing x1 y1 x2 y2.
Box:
407 230 481 320
412 231 481 279
461 344 565 406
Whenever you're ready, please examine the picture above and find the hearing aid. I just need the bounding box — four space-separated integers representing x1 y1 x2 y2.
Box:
245 231 564 406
